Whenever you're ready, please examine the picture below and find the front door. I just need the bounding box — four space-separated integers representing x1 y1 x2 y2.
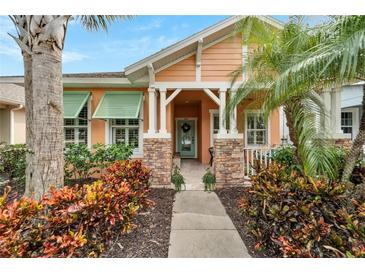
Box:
176 119 196 158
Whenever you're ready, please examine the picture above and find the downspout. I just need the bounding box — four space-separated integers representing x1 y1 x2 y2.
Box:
10 104 24 144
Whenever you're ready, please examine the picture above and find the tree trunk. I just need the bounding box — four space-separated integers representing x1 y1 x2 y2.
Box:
24 42 64 199
283 103 303 167
341 85 365 183
23 52 34 197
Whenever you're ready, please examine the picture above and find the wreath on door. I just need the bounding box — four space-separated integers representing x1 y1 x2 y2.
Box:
181 122 191 133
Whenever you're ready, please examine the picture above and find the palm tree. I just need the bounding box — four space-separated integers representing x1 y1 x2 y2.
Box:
229 16 339 179
8 16 130 199
270 16 365 183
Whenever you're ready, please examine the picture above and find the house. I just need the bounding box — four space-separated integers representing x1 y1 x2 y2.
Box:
340 82 364 140
0 84 25 144
1 15 348 186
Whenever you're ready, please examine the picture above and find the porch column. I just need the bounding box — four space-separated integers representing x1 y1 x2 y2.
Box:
331 86 343 136
320 91 331 133
218 88 227 135
229 89 238 135
159 88 167 134
147 87 157 134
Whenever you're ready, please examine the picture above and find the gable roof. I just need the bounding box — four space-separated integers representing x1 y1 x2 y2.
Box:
124 15 284 82
0 84 25 105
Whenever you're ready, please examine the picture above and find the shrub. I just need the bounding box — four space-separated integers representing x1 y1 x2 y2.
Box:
171 166 185 192
0 160 151 258
271 145 301 174
64 143 133 182
0 144 32 194
64 143 94 181
202 168 215 191
92 143 133 169
239 162 365 258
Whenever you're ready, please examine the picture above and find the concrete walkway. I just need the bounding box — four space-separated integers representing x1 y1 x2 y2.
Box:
168 190 250 258
180 159 207 190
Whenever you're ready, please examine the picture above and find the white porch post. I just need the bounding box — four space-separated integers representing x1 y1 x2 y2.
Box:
159 88 167 134
331 87 344 136
147 87 157 134
229 89 238 135
219 88 227 135
320 91 331 132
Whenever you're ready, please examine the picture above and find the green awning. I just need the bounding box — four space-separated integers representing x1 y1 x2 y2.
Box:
63 91 90 119
92 91 143 119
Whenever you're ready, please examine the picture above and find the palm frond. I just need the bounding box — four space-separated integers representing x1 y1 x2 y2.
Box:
74 15 133 32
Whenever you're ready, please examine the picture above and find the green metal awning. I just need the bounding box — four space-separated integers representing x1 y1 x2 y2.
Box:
63 91 90 119
92 91 143 119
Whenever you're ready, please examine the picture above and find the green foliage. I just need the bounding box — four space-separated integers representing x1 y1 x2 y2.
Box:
271 146 301 174
64 143 133 182
171 166 185 192
64 143 94 181
0 144 32 193
92 143 133 169
229 16 339 180
202 168 216 192
0 160 151 258
239 162 365 258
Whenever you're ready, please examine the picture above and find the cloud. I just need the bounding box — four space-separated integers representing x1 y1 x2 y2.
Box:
172 22 190 32
0 17 22 62
134 18 163 31
98 34 180 60
0 43 22 61
63 51 89 63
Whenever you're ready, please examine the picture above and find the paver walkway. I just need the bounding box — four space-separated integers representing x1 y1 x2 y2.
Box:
168 160 250 258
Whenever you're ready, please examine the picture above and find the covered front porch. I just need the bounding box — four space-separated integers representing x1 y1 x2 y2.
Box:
142 82 247 186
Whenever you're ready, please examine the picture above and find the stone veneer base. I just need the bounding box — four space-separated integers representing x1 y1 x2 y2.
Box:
213 138 245 186
143 138 173 187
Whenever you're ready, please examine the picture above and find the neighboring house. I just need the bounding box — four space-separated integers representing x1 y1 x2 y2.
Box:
2 15 345 186
0 83 25 144
340 82 364 140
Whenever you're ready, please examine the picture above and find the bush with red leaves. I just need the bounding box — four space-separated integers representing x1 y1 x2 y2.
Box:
0 160 151 258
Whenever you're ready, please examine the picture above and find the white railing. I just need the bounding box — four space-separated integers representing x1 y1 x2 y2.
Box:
243 147 274 178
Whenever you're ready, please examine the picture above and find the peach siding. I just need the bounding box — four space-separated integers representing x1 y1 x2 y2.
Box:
155 34 243 83
201 34 243 81
155 55 196 82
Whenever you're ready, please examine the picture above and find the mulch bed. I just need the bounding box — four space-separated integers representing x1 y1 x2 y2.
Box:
103 188 175 258
216 187 269 258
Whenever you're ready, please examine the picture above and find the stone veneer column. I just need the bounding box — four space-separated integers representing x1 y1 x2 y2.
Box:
213 137 245 187
143 137 172 187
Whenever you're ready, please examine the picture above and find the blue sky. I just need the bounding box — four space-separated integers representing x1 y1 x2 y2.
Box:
0 16 290 76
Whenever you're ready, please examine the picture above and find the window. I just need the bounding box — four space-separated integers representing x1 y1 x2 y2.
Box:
246 111 267 146
341 111 354 138
110 119 140 151
213 113 219 134
209 110 219 147
64 104 89 145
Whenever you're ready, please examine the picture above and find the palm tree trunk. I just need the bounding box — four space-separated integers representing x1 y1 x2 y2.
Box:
24 42 64 199
23 52 34 197
283 103 303 167
341 85 365 183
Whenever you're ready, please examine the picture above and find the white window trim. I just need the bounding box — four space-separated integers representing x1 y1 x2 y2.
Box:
106 104 144 158
341 107 359 140
209 109 219 147
244 109 271 148
64 98 91 148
